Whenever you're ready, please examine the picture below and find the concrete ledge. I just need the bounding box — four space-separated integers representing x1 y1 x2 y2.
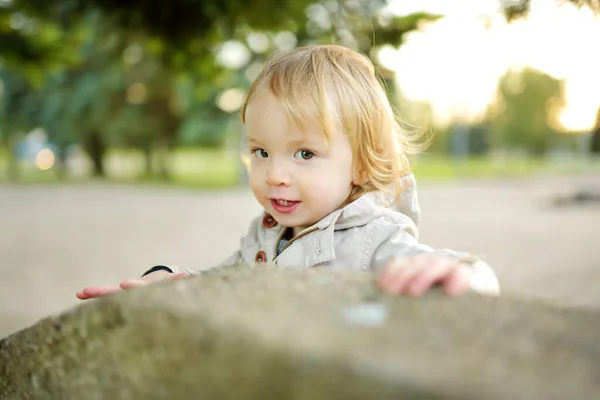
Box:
1 264 599 399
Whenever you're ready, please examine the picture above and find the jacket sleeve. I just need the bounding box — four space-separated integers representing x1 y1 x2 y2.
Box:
368 218 500 295
141 213 262 277
140 249 243 277
140 264 200 277
213 212 263 268
213 249 243 269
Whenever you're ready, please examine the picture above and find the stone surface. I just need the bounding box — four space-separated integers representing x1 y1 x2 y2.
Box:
2 264 600 400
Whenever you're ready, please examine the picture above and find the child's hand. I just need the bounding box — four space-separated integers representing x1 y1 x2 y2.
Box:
377 255 470 297
75 271 188 300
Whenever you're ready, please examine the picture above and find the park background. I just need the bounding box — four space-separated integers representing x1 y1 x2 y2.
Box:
1 0 599 338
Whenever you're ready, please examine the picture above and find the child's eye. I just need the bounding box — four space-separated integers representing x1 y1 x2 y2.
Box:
294 150 314 160
252 148 269 158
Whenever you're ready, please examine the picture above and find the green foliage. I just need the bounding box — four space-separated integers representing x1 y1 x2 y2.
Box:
0 68 39 134
500 0 600 21
591 109 600 154
0 14 43 64
178 110 231 148
372 12 442 49
490 68 564 155
1 0 440 181
11 0 313 47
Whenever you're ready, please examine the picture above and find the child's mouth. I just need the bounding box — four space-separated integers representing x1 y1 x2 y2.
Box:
270 198 300 214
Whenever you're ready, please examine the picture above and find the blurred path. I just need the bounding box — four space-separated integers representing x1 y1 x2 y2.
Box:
1 176 599 337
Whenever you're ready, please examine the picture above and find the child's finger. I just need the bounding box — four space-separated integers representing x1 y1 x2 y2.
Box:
377 259 411 291
377 259 406 284
169 272 189 280
76 291 91 300
406 259 455 296
120 272 188 290
119 279 150 289
443 267 470 296
380 262 423 295
81 285 121 298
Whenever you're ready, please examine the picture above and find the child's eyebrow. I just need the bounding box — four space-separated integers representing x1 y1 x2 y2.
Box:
247 137 262 144
287 138 307 146
288 137 326 148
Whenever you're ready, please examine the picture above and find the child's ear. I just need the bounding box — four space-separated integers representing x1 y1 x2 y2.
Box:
352 164 368 186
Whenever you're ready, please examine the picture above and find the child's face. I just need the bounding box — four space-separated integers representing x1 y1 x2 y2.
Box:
245 87 356 235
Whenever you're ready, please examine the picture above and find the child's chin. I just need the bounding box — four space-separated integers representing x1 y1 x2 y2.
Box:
276 215 305 227
276 215 298 224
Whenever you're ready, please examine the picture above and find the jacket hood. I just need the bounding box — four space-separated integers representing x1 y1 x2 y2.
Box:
316 174 421 231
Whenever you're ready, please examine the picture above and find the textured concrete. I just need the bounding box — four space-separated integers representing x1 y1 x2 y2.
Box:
2 265 600 400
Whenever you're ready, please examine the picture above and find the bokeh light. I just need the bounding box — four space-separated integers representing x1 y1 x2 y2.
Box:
216 40 251 69
35 148 55 171
123 45 143 65
246 32 270 53
127 83 147 104
217 88 246 113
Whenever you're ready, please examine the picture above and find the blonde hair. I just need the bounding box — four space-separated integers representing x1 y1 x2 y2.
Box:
241 44 425 204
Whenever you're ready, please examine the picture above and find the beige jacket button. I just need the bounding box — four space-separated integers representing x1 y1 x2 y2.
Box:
255 250 267 263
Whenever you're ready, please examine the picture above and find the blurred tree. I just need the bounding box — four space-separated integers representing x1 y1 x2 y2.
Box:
0 69 39 180
500 0 600 21
36 72 75 179
236 4 440 95
0 7 45 65
490 68 563 155
500 0 600 156
591 108 600 154
34 10 128 178
5 0 323 179
2 0 439 181
1 1 76 178
0 0 308 179
11 0 312 46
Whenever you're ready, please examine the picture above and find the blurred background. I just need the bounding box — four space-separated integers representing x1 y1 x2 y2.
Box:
1 0 600 338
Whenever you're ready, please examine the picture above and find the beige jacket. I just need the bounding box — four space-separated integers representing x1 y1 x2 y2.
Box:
160 175 499 295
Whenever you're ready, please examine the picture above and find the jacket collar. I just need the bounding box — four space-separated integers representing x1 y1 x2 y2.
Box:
317 173 420 231
314 194 388 231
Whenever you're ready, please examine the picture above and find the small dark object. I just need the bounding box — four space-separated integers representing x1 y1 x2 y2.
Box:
553 189 600 206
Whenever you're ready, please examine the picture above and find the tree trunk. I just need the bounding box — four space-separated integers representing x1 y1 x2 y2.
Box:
54 144 68 180
7 147 19 182
83 130 106 178
590 129 600 154
152 103 178 181
5 133 20 182
155 139 171 181
591 108 600 154
151 54 181 181
589 108 600 156
142 145 153 177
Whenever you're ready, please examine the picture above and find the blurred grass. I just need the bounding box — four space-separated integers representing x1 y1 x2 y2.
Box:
412 154 600 180
1 146 599 188
0 147 241 188
103 148 241 189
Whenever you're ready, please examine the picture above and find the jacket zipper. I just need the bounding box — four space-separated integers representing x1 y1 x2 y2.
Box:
272 226 319 262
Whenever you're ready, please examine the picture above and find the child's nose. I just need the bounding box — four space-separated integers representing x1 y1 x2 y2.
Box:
266 162 291 187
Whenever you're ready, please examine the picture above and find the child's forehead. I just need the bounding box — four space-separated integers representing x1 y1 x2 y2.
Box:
245 79 345 148
248 117 328 145
251 85 329 124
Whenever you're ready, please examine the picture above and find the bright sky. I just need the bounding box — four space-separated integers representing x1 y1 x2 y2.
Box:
379 0 600 131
